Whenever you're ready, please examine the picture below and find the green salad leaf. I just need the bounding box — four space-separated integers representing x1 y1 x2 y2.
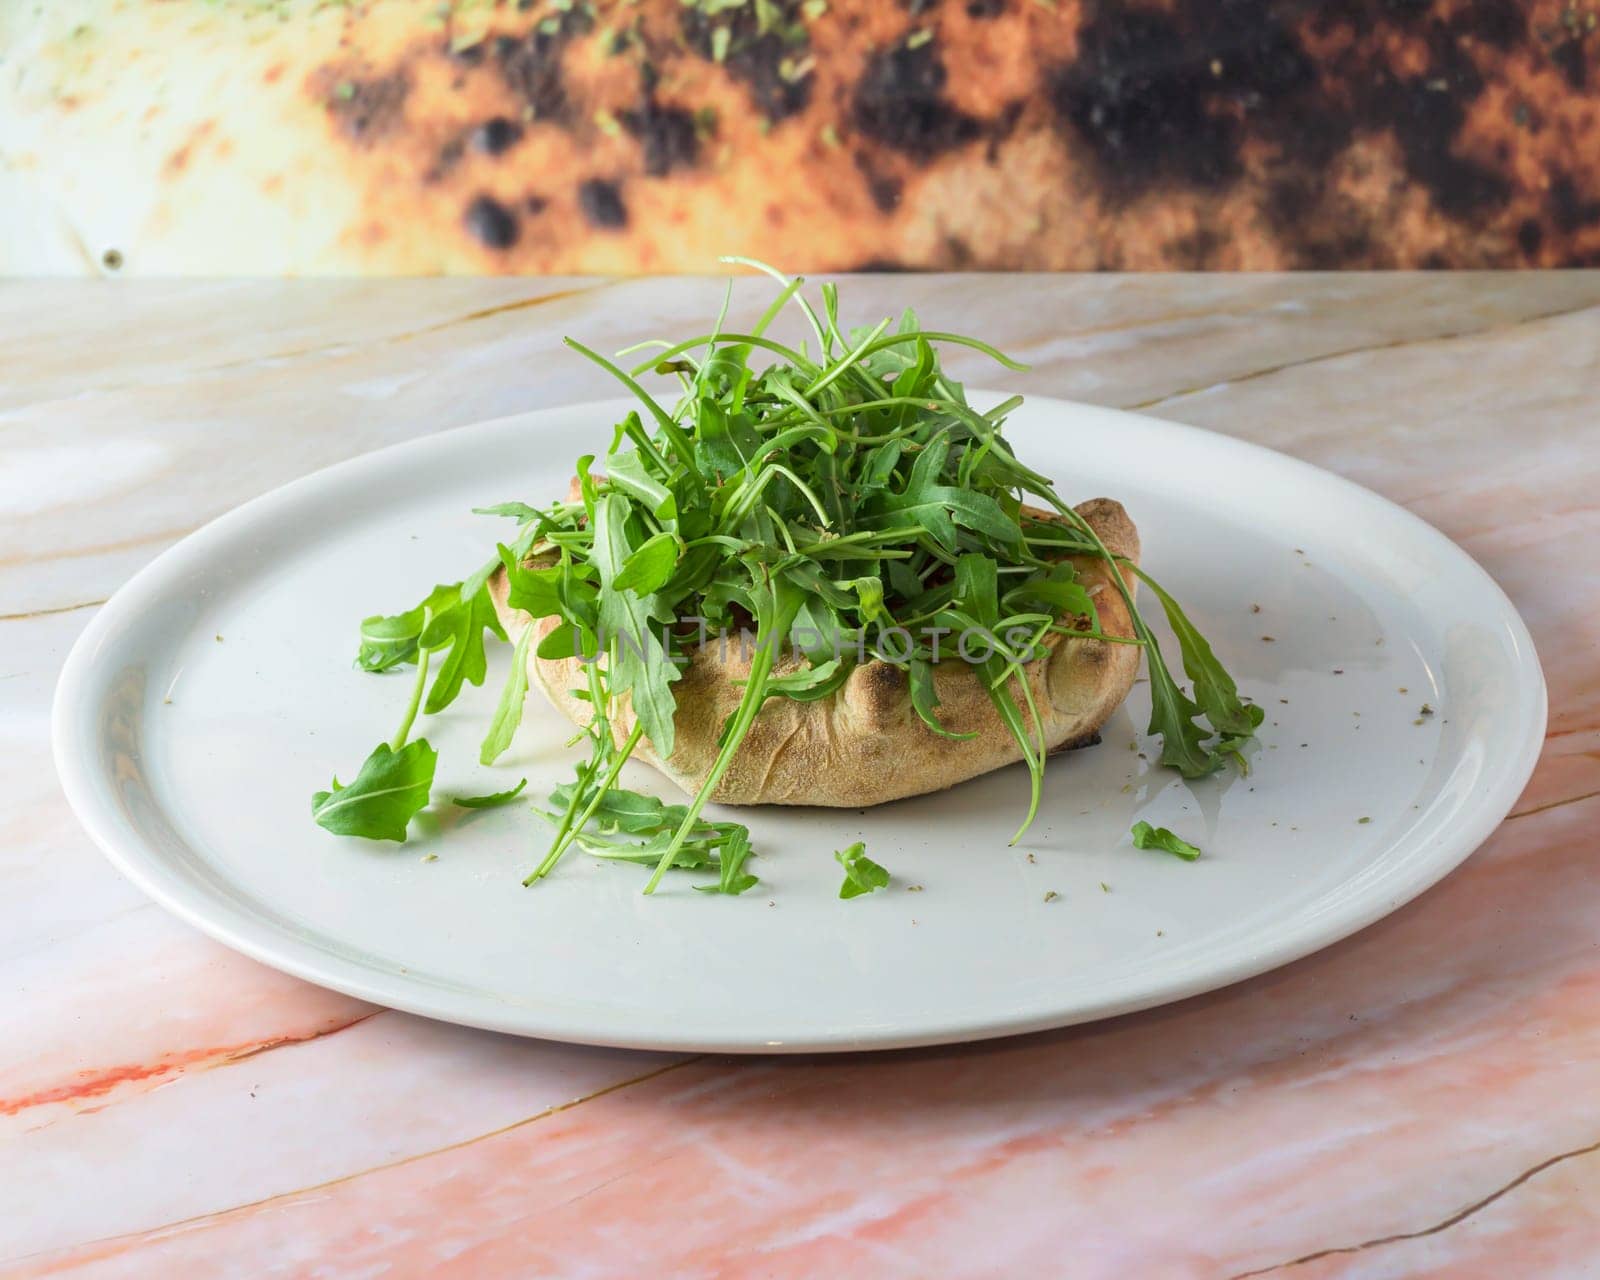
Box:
1133 566 1265 771
1130 821 1203 862
613 530 680 595
695 826 759 895
591 492 681 760
478 626 533 766
835 842 891 898
452 778 529 810
356 605 426 673
421 582 507 715
312 740 437 841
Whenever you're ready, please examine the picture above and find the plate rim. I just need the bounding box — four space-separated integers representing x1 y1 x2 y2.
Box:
51 395 1549 1052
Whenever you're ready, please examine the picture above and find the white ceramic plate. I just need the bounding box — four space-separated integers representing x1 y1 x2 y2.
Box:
53 396 1546 1052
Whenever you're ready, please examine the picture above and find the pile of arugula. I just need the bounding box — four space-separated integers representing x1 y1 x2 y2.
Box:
313 265 1261 896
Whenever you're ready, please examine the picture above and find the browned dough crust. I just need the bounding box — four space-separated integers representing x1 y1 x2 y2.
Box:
489 497 1140 807
9 3 1590 275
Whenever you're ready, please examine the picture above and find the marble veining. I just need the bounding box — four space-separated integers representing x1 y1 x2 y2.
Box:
2 274 1597 1277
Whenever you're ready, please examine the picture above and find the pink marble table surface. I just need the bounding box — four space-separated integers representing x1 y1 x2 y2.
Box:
4 274 1598 1278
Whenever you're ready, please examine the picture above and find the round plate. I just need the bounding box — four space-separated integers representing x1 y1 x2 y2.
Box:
52 396 1546 1052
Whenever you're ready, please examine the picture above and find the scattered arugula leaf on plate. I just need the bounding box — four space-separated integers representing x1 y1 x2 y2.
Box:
452 778 529 810
835 841 891 898
312 740 437 841
1130 821 1202 862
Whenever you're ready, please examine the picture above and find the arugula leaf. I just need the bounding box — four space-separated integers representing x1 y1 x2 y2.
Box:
1127 574 1266 778
356 606 425 672
1134 569 1259 738
953 553 1044 840
703 873 761 896
474 501 546 521
592 492 681 758
644 573 804 893
790 598 840 663
539 777 756 890
885 557 922 602
479 625 533 765
908 657 976 740
867 430 1021 550
605 446 679 520
693 397 761 477
695 825 759 895
565 338 704 482
613 531 680 595
452 778 529 809
498 545 564 620
567 831 714 869
835 841 890 898
759 657 849 703
535 624 588 661
862 437 904 487
312 740 437 841
1130 821 1202 861
1008 563 1097 625
417 582 507 715
1142 642 1221 778
549 781 672 833
836 574 885 624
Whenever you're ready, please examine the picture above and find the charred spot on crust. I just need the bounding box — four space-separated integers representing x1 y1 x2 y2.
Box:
429 136 467 183
1456 0 1526 49
1316 7 1509 226
1551 35 1588 90
853 42 982 158
1074 635 1110 669
471 116 525 155
1369 74 1508 220
681 2 813 122
1167 226 1225 269
854 257 907 271
1264 174 1379 268
856 661 908 720
1349 5 1528 223
464 194 519 249
498 35 564 120
854 152 903 212
1048 730 1103 756
621 101 700 177
1299 228 1377 270
867 173 903 213
497 9 593 122
985 99 1026 163
1550 173 1600 233
324 71 409 143
1052 9 1236 192
447 38 488 68
578 178 628 229
1050 0 1521 256
1395 0 1439 19
1517 218 1544 257
967 0 1006 16
1053 0 1317 196
943 235 975 267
